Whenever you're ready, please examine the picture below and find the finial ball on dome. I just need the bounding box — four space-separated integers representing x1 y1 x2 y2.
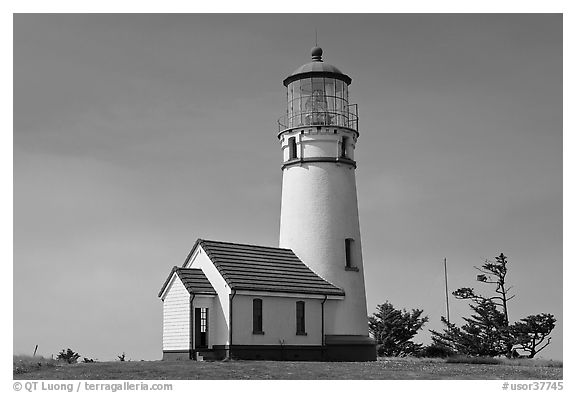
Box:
311 46 323 61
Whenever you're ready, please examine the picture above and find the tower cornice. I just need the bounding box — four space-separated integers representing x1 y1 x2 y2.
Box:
277 125 359 140
280 157 357 171
283 70 352 87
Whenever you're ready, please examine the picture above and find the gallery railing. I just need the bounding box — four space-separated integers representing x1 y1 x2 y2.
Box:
278 104 358 133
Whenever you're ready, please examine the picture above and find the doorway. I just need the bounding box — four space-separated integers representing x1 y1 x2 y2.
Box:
194 308 208 349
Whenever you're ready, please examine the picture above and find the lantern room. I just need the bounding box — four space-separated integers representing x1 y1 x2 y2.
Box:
279 47 358 133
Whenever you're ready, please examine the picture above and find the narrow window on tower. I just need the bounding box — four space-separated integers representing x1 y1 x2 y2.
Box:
345 238 358 271
296 301 306 335
288 137 297 160
341 136 348 158
253 298 263 334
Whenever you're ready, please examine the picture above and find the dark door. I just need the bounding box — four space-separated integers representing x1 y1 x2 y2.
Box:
194 308 208 349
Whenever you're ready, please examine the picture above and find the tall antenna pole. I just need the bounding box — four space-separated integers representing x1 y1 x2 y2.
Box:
444 257 450 324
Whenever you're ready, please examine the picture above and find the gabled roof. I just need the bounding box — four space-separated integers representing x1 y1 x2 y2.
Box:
185 239 345 296
158 267 217 298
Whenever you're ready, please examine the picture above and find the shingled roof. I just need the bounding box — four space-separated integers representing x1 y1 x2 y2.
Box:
158 267 217 297
185 239 345 296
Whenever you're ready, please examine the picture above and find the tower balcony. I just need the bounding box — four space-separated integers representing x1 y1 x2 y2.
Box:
278 104 358 135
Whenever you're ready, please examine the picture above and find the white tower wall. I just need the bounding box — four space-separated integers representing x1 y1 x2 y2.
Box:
279 128 369 336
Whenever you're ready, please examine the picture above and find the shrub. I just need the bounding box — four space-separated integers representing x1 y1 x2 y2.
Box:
499 358 563 368
446 355 502 365
369 301 429 357
57 348 80 364
417 343 455 358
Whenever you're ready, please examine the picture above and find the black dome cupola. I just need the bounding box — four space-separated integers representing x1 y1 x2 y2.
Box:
283 47 352 87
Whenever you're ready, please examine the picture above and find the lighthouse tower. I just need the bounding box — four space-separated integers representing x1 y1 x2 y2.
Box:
278 47 373 348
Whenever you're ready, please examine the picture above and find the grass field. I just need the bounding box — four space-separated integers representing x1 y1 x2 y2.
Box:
13 356 563 380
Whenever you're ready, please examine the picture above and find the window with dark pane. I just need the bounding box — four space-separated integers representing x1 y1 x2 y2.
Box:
345 238 354 268
341 136 348 158
288 137 297 160
296 301 306 335
253 298 263 334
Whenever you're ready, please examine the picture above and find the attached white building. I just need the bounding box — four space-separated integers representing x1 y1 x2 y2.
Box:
159 47 376 361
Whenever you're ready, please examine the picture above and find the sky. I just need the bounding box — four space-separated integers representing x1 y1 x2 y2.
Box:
13 13 563 361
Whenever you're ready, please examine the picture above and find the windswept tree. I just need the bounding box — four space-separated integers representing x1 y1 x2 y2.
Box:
432 253 514 356
368 301 429 357
431 253 556 358
510 314 556 358
460 253 515 325
432 300 508 357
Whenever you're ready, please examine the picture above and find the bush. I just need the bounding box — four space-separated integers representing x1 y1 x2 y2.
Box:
57 348 80 364
369 301 429 357
446 355 502 365
417 343 455 358
499 358 563 368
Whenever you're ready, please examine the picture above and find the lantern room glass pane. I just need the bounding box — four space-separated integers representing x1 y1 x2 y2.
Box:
294 113 302 127
335 97 345 113
311 77 323 93
306 80 328 113
290 98 300 127
324 78 335 98
327 95 335 112
291 79 300 98
293 98 301 114
300 79 312 95
335 79 344 100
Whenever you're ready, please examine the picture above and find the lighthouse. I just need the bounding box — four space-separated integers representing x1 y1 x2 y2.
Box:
278 47 372 344
159 46 375 362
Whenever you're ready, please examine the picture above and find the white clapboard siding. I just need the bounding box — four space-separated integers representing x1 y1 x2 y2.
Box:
162 275 190 351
